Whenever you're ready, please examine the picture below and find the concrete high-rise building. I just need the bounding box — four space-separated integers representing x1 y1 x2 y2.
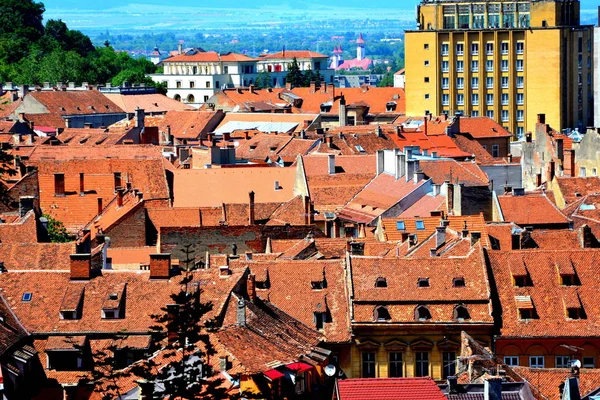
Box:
405 0 594 139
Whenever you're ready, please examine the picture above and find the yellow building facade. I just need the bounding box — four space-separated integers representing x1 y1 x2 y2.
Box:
405 0 594 138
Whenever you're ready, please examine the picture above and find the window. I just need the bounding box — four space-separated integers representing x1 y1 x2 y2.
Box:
578 37 583 53
442 77 449 89
415 352 429 377
471 60 479 72
417 278 429 288
516 42 524 54
102 310 118 319
54 173 65 196
456 61 464 72
567 307 586 320
501 42 509 55
454 305 470 320
424 94 430 100
187 94 195 103
513 275 531 287
583 357 595 368
189 81 195 88
60 311 78 320
22 292 32 302
215 80 220 88
375 277 387 288
519 308 535 320
176 81 182 89
504 356 519 366
471 77 479 89
492 144 500 157
421 43 429 50
471 43 479 55
486 94 494 105
486 42 494 55
314 312 326 330
389 353 403 377
530 356 544 368
501 76 509 88
517 76 524 88
501 93 509 105
456 77 464 89
471 110 479 117
516 59 524 72
205 81 211 88
517 127 524 138
362 352 376 378
501 110 509 122
395 221 405 230
517 93 524 105
471 94 479 105
374 306 391 321
456 43 464 56
415 220 425 230
441 43 449 56
424 77 430 83
486 60 494 72
203 95 209 102
442 61 449 73
443 352 456 378
415 305 432 320
517 110 524 122
442 94 450 106
424 60 430 67
486 77 494 89
501 60 509 72
580 167 587 177
556 356 571 368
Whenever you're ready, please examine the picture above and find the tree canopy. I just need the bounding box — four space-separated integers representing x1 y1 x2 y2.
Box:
0 0 158 87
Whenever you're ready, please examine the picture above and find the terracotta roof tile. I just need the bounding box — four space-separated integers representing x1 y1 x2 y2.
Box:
0 293 28 355
513 367 600 400
102 93 194 114
336 377 447 400
0 243 75 270
555 177 600 206
458 117 512 139
397 194 446 219
420 160 489 186
158 110 224 140
27 90 124 116
497 192 571 227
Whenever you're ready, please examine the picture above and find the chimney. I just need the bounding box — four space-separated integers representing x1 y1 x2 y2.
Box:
327 154 336 175
396 151 406 180
562 376 582 400
339 95 347 126
471 232 481 246
436 226 446 248
320 81 326 94
248 191 255 225
547 160 556 182
249 84 255 93
135 107 145 129
178 41 183 55
116 188 124 207
423 117 428 135
429 248 438 257
414 169 425 183
247 274 257 302
564 149 576 177
327 83 335 98
451 113 461 135
556 137 564 161
375 125 383 138
166 125 173 143
326 135 333 148
446 181 454 215
149 253 171 279
537 113 546 124
310 81 316 93
219 265 231 277
448 376 458 395
70 254 92 280
453 184 463 216
285 82 292 90
79 173 85 195
525 132 532 143
484 377 502 400
237 297 246 326
579 224 594 248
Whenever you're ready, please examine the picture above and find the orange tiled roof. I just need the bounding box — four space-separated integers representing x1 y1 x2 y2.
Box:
0 293 28 354
451 135 503 165
158 110 224 140
164 51 256 63
512 367 600 400
488 249 600 338
259 50 329 59
420 159 489 187
102 93 194 114
555 177 600 206
215 112 319 134
0 243 75 270
497 192 571 226
27 90 125 116
397 194 446 219
458 117 512 139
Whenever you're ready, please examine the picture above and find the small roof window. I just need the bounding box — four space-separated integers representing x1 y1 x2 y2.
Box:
22 293 32 302
417 278 430 288
396 221 405 231
415 220 425 230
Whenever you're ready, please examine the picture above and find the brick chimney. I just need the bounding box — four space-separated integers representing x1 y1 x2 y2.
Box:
579 225 594 248
435 226 446 248
70 254 92 280
248 191 255 225
564 149 576 177
149 253 171 279
116 188 125 207
249 84 255 93
79 173 85 195
339 94 347 127
446 181 454 214
310 81 316 93
303 195 312 225
327 83 335 99
247 274 257 302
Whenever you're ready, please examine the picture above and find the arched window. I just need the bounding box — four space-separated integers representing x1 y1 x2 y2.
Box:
415 305 432 321
375 277 387 288
453 305 470 320
173 94 181 102
187 94 195 103
374 306 391 321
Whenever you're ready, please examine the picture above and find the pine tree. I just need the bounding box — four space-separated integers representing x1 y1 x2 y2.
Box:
285 57 304 88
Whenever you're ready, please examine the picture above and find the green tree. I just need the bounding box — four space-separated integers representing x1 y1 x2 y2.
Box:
130 244 229 400
42 213 71 243
378 72 394 87
254 70 272 89
285 57 304 88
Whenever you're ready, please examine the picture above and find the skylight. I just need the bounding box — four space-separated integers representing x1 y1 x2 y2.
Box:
415 220 425 230
22 293 32 302
396 221 405 230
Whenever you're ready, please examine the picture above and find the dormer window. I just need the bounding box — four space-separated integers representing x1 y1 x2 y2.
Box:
415 305 432 321
102 284 126 319
512 274 532 287
561 274 575 286
567 307 586 320
417 278 430 288
311 279 327 290
386 102 397 112
453 277 465 287
375 277 387 288
516 296 537 320
396 221 405 230
374 306 391 321
60 286 84 320
453 305 470 321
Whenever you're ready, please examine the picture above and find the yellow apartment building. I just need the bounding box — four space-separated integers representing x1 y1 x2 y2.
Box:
405 0 594 139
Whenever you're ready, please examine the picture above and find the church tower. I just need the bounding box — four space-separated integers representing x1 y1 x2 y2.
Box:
356 33 365 61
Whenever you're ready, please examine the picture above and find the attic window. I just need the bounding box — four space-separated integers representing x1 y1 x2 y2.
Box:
417 278 430 288
567 307 586 320
22 292 32 302
375 277 387 288
386 102 397 112
396 221 405 230
249 145 257 151
415 220 425 230
374 305 391 321
415 305 432 321
104 105 110 110
60 107 66 111
274 181 281 191
355 145 366 153
269 146 278 151
453 277 465 287
311 279 327 290
512 274 532 287
108 293 118 301
560 274 579 286
519 309 536 320
453 305 470 320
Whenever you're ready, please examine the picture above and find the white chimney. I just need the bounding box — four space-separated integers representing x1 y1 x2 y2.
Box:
328 154 335 175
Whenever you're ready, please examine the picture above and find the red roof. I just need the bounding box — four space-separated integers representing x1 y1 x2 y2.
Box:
336 58 373 71
337 378 446 400
356 33 366 44
263 369 285 380
164 51 256 63
458 117 512 139
285 361 313 373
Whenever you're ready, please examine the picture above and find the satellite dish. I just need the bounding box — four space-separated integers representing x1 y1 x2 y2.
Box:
571 359 582 368
324 365 336 377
